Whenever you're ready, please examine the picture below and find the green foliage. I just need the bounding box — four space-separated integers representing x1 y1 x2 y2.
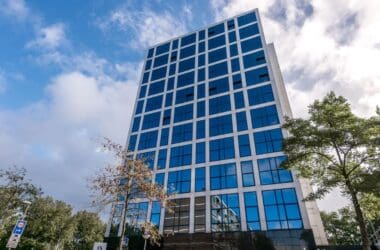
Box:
254 233 275 250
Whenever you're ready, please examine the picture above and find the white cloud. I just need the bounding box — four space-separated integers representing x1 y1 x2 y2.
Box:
0 0 29 20
26 23 67 50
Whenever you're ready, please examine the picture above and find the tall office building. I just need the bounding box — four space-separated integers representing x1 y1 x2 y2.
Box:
106 9 327 249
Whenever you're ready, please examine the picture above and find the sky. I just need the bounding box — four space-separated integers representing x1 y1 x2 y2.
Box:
0 0 379 215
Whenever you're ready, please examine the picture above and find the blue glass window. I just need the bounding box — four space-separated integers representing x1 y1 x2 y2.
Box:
174 104 193 123
251 105 279 128
244 192 260 230
197 101 205 118
237 12 257 26
136 151 155 169
199 42 205 53
172 123 193 144
160 128 169 146
153 54 168 68
162 109 171 125
209 95 231 115
157 149 167 169
258 156 293 185
247 84 274 106
196 142 206 164
181 33 196 47
208 35 225 50
148 80 165 96
170 144 192 167
179 57 195 73
209 76 229 96
151 66 167 81
199 30 205 40
165 92 173 107
148 48 154 58
238 134 251 157
198 68 205 82
172 39 178 49
155 173 164 186
230 44 238 57
241 161 255 187
227 19 235 30
145 60 152 71
139 85 147 98
145 95 163 112
211 193 240 232
180 45 196 59
170 51 177 62
177 71 194 88
254 128 283 154
195 167 205 192
236 111 248 131
198 54 205 67
198 84 205 98
263 188 302 230
168 169 191 194
210 163 237 190
208 23 224 37
231 58 240 72
209 114 233 137
126 202 148 225
228 31 236 43
142 111 161 130
234 92 245 109
210 137 235 161
138 131 158 150
232 74 243 89
243 50 266 69
156 42 170 55
151 201 161 226
169 63 176 75
208 47 227 64
136 100 144 115
245 66 270 86
209 61 228 79
176 86 194 104
196 120 205 139
142 72 150 84
167 77 174 90
128 135 137 151
132 117 141 132
241 37 262 53
239 23 259 39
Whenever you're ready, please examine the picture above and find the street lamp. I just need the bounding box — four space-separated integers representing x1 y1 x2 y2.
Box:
21 200 32 220
142 230 150 250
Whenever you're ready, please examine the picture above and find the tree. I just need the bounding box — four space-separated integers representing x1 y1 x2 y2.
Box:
282 92 380 250
89 138 172 249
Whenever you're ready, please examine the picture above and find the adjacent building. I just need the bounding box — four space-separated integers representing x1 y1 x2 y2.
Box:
106 9 327 249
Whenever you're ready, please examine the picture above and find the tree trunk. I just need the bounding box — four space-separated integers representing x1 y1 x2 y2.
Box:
346 180 371 250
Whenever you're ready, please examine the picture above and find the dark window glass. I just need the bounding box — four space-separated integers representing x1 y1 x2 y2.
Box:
238 134 251 157
236 111 248 131
247 84 274 106
198 83 205 98
148 48 154 58
198 54 205 67
228 31 236 43
145 95 163 112
241 161 255 187
232 74 243 89
209 114 233 137
245 66 270 86
169 63 176 75
195 169 206 192
172 123 193 144
153 54 169 68
164 198 190 233
198 68 205 82
177 71 194 88
210 163 237 190
208 23 224 37
231 58 240 72
208 35 226 50
208 47 227 64
209 95 231 115
156 42 170 55
243 50 266 69
142 72 149 84
211 193 241 232
128 135 137 151
209 76 229 96
199 42 205 53
199 30 205 40
160 128 169 146
239 23 259 39
138 130 158 150
244 192 260 230
209 137 235 161
263 188 302 230
197 101 205 118
258 156 293 185
196 120 205 139
180 45 196 59
167 77 175 91
170 144 192 167
209 61 228 79
170 51 177 62
254 128 283 154
251 105 279 128
176 86 194 105
142 111 161 130
148 80 165 96
174 104 193 123
145 60 152 71
227 19 235 30
162 109 171 125
139 85 147 99
230 44 238 57
155 173 164 186
136 151 155 169
168 169 191 194
237 12 257 26
165 92 173 107
181 33 196 47
179 57 195 73
151 66 167 81
172 39 178 49
234 91 245 109
241 37 262 53
150 201 161 226
196 142 206 164
157 149 167 169
136 100 144 114
132 117 141 132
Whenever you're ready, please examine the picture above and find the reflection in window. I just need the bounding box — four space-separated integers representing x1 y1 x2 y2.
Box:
150 201 161 227
238 134 251 157
155 173 164 186
136 151 155 169
241 161 255 187
258 156 293 185
157 149 167 170
210 137 235 161
169 144 192 167
254 128 283 155
250 105 279 128
196 142 206 164
247 84 274 106
138 130 158 150
195 167 206 192
126 202 148 227
167 169 191 194
244 192 260 230
172 123 192 144
209 95 231 115
194 197 206 232
209 114 233 137
210 163 237 190
211 193 241 232
164 198 190 233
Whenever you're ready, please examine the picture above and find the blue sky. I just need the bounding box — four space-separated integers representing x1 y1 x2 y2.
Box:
0 0 379 214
